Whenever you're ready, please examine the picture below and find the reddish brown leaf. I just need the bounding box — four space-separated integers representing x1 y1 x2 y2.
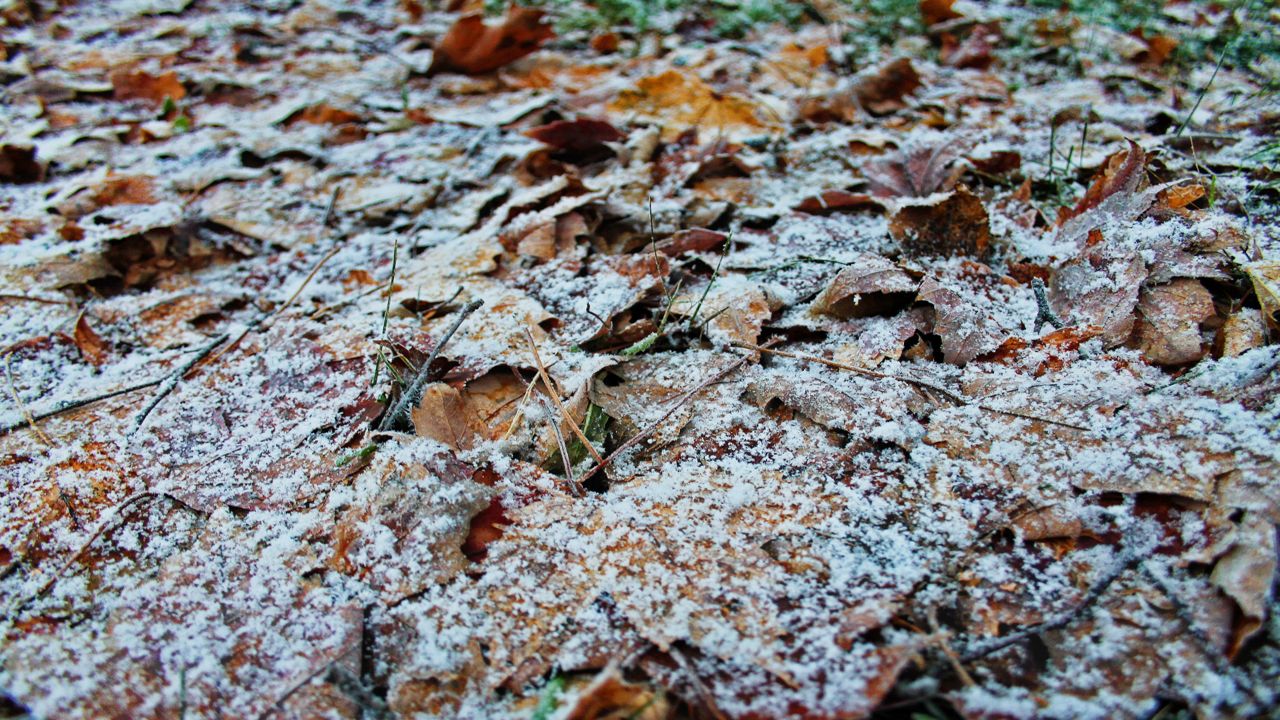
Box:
794 190 881 215
428 7 554 76
1063 140 1147 223
889 186 991 258
864 141 963 198
854 58 922 115
525 118 623 152
72 315 110 367
921 0 963 27
110 69 185 105
0 145 43 184
811 253 917 318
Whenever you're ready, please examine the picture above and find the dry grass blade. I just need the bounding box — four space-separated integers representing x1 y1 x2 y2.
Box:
524 328 606 468
3 352 54 447
576 338 778 486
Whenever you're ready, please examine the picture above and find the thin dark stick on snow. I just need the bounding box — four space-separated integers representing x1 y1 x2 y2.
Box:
542 394 580 492
0 378 164 436
576 338 778 486
10 491 205 614
1031 278 1064 331
958 546 1139 663
524 329 606 468
669 646 730 720
377 299 483 431
129 333 229 437
736 341 1089 431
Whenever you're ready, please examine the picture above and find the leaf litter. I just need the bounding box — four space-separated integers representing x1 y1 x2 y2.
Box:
1 1 1279 719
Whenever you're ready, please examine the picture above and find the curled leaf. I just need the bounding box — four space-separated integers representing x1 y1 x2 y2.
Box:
428 7 554 76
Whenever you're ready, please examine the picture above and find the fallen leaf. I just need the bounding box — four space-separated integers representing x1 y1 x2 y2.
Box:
1130 278 1215 365
854 58 922 115
110 69 185 104
525 118 624 153
917 276 1006 364
1062 139 1147 223
921 0 963 27
864 140 964 198
428 7 554 76
889 186 991 258
1211 511 1276 656
607 69 779 141
72 314 110 366
810 253 917 318
1243 259 1280 330
1049 236 1149 347
0 145 44 183
1215 308 1266 358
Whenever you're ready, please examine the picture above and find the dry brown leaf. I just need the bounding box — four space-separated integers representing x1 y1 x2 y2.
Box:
1062 139 1147 223
917 276 1006 364
607 70 779 141
428 7 554 76
810 254 917 318
1215 308 1267 358
890 186 991 258
110 69 185 104
1131 278 1215 366
412 382 478 449
0 145 44 183
864 141 964 198
921 0 963 27
1243 259 1280 330
1211 512 1276 655
854 58 922 115
1049 236 1149 347
72 314 110 366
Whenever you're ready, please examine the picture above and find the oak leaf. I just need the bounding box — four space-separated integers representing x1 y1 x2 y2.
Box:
428 7 554 76
607 70 779 141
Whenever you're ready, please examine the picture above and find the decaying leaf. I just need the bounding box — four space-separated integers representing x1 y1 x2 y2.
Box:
71 314 110 366
864 140 965 198
110 69 185 104
810 253 917 318
889 186 991 258
428 7 555 76
608 70 780 141
1244 259 1280 330
854 58 922 115
1131 278 1215 365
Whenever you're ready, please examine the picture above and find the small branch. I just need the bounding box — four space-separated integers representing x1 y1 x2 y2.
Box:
9 492 204 616
959 546 1138 663
4 352 54 447
1031 278 1064 331
668 647 729 720
130 334 230 437
377 299 483 432
576 339 776 486
0 378 163 435
524 329 606 468
731 341 966 404
735 341 1088 431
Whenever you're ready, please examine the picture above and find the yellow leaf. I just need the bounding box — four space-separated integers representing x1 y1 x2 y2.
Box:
607 69 779 141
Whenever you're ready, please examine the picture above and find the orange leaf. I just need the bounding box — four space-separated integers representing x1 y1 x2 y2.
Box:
428 7 554 76
1062 139 1147 223
921 0 962 27
110 69 185 105
73 315 110 367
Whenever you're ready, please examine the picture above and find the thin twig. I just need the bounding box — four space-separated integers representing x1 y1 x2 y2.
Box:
542 394 580 492
735 341 1089 431
0 293 72 306
959 545 1138 662
130 333 229 437
576 339 776 486
0 378 163 435
1032 278 1064 331
4 352 53 447
9 492 203 615
259 245 342 331
524 329 606 468
668 647 729 720
377 299 483 431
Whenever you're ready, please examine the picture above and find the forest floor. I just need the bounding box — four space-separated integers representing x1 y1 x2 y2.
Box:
1 0 1279 718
